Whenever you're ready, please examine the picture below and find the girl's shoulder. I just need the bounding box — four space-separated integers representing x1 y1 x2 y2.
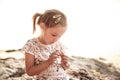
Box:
23 38 38 50
22 38 39 55
25 38 38 45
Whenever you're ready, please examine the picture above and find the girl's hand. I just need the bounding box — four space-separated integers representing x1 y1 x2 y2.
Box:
60 53 70 70
47 51 60 65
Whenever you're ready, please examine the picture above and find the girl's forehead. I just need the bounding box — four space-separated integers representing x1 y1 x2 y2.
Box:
48 25 66 31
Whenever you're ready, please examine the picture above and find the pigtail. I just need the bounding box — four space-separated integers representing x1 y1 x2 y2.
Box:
32 13 42 34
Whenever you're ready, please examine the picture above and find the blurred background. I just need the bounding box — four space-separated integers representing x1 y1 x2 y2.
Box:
0 0 120 58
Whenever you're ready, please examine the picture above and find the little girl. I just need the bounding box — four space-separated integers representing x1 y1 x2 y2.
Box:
22 9 70 80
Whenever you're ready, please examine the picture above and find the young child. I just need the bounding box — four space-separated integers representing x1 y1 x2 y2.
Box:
22 9 70 80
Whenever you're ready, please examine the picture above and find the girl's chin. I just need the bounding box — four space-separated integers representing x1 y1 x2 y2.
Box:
45 42 54 45
50 42 54 44
50 42 55 44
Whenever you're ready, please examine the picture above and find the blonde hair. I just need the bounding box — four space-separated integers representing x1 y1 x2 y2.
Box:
32 9 67 34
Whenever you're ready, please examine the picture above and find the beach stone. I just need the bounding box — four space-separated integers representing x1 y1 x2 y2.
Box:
0 51 120 80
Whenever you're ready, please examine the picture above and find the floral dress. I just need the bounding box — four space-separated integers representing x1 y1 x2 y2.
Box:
22 38 69 80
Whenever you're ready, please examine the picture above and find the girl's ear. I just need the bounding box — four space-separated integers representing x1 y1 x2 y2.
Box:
40 23 46 30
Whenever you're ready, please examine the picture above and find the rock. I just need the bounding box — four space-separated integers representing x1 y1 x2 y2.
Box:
0 52 120 80
0 58 26 80
67 56 120 80
5 49 22 53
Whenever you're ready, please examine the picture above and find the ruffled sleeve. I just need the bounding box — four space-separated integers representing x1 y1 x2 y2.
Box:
22 39 36 55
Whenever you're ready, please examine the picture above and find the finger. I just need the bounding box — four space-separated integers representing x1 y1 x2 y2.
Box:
60 52 65 56
62 56 69 61
53 51 61 56
61 54 68 58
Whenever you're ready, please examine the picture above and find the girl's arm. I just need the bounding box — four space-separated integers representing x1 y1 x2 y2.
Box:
25 52 59 76
25 52 50 76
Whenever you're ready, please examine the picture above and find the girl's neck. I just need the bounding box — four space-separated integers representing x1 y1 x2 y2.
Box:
38 36 49 45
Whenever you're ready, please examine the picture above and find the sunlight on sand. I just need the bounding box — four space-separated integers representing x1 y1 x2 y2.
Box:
0 51 24 59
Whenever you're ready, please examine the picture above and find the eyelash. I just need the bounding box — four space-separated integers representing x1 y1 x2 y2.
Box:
52 34 57 36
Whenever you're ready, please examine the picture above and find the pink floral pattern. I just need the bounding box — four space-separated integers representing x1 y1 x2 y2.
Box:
22 38 69 80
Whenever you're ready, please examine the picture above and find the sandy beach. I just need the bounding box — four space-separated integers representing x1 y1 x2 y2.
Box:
0 49 120 80
0 49 120 68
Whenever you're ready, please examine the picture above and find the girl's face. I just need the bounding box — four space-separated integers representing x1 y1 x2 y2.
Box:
41 24 67 44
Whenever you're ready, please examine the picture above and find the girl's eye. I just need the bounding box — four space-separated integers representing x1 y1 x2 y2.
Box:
52 34 57 36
